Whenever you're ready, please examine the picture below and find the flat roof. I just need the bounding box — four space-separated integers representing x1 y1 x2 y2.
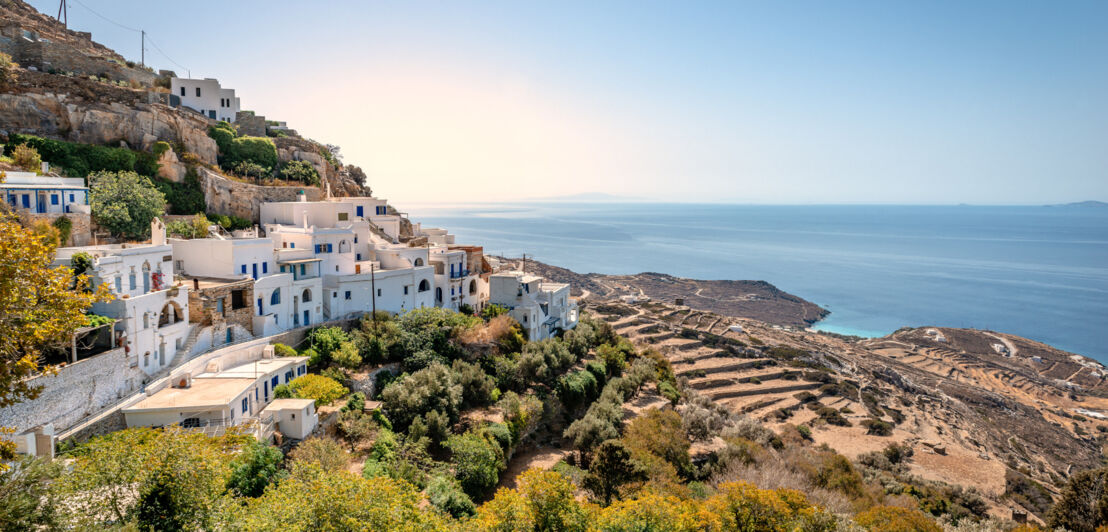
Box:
260 398 314 413
202 357 308 379
187 276 251 290
124 378 255 412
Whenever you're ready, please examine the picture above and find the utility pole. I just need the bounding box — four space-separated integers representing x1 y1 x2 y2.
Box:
370 263 378 336
141 30 145 67
56 0 67 28
521 253 526 273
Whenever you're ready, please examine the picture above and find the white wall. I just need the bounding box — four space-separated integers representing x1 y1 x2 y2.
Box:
171 77 240 122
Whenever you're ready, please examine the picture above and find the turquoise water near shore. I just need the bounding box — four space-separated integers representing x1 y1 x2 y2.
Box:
407 203 1108 362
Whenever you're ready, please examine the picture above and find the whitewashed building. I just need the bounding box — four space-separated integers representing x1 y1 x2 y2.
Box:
54 220 191 376
170 235 323 336
170 77 240 122
489 271 578 340
1 172 90 214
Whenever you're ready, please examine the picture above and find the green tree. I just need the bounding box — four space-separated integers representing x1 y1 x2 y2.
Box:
445 431 505 498
621 408 693 478
1047 466 1108 532
426 474 476 517
286 374 348 407
226 440 285 498
0 456 62 530
583 439 648 506
336 410 378 451
89 170 167 239
279 160 321 186
380 362 462 431
306 326 352 367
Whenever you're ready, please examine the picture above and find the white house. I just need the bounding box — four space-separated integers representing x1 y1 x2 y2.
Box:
122 356 312 438
489 271 578 340
260 398 318 440
1 172 90 214
170 77 240 122
170 235 323 336
54 220 191 376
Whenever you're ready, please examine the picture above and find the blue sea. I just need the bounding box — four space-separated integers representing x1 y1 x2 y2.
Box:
406 203 1108 362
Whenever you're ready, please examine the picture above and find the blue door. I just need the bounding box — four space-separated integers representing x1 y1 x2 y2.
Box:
264 381 269 401
303 310 310 326
356 206 364 217
252 263 258 280
257 298 263 315
21 195 30 209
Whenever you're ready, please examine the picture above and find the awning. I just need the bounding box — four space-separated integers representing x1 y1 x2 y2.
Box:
277 258 322 264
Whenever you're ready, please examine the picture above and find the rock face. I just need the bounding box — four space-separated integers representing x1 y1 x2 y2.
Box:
197 167 323 222
156 148 187 183
0 91 218 164
272 137 366 198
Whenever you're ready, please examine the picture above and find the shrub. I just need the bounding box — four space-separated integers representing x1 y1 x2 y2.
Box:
559 369 599 415
287 437 349 471
272 343 298 358
380 362 461 431
855 506 941 532
287 374 348 407
0 51 17 88
426 475 475 517
226 440 285 498
232 161 269 180
1047 465 1108 531
52 216 72 246
89 170 166 239
796 424 812 440
152 141 172 157
816 406 852 427
279 160 320 186
861 418 893 436
155 171 206 215
305 327 352 367
13 144 41 172
445 431 505 498
583 439 647 505
228 137 278 171
452 359 496 408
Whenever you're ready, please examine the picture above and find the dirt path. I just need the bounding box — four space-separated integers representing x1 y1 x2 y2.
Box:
499 445 569 489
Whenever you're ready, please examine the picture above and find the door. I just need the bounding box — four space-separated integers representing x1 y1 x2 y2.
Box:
21 194 30 209
36 192 46 213
356 206 364 217
257 298 263 316
264 381 269 402
303 310 310 326
252 263 258 280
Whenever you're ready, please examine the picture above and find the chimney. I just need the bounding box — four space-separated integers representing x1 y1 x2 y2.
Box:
151 218 167 246
298 190 306 202
41 161 50 174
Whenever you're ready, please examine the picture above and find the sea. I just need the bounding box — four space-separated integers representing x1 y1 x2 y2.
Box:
406 202 1108 363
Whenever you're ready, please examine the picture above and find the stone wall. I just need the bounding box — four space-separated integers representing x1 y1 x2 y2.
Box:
0 347 141 435
234 111 267 137
197 167 323 222
21 211 92 246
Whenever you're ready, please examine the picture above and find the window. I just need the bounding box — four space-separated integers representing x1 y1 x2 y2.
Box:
326 243 333 253
69 193 75 202
315 244 322 253
196 87 201 97
377 288 382 297
345 291 351 300
262 262 268 274
356 253 361 261
419 280 430 292
51 194 58 205
180 86 185 96
523 315 528 323
290 242 295 248
356 206 363 217
129 272 136 290
404 286 409 295
354 235 358 243
280 265 286 273
332 292 337 298
271 289 281 305
338 212 348 221
114 276 122 292
285 371 293 382
231 289 247 310
241 264 247 274
242 397 249 414
302 289 312 303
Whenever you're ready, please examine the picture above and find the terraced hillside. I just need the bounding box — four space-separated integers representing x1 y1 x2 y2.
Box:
588 298 1108 520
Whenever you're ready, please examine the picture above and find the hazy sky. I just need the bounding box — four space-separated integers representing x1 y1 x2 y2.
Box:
28 0 1108 204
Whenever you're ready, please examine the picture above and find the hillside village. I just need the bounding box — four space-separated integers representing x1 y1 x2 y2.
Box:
3 2 1108 531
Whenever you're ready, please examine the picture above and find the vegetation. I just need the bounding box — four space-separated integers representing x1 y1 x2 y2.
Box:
12 143 41 172
0 51 17 89
207 122 282 178
155 169 206 215
166 213 212 239
282 374 348 407
0 215 111 464
279 160 321 186
88 170 167 239
4 133 160 178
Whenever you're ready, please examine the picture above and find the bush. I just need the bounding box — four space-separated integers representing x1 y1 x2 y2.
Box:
861 418 893 436
855 506 941 532
13 144 41 172
155 171 206 215
226 440 285 498
426 475 475 517
445 431 505 498
4 134 155 178
287 375 348 407
232 161 269 180
0 51 17 88
52 216 72 246
1047 465 1108 531
279 160 320 186
306 327 353 367
559 369 599 415
287 437 348 471
89 170 166 239
273 343 298 358
380 362 461 431
796 424 812 440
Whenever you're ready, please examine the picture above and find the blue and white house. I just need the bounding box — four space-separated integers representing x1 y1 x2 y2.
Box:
1 172 90 214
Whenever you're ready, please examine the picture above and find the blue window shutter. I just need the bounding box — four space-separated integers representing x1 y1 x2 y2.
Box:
327 243 333 253
69 194 74 202
356 206 363 217
241 265 247 274
51 195 59 205
262 262 268 274
315 244 321 253
290 242 294 248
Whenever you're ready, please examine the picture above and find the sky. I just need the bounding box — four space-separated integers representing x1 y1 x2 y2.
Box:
26 0 1108 204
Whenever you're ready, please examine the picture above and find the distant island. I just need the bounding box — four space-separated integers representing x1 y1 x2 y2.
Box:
1051 200 1108 208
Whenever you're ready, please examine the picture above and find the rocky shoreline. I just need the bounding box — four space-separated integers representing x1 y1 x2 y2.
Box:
496 256 829 328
